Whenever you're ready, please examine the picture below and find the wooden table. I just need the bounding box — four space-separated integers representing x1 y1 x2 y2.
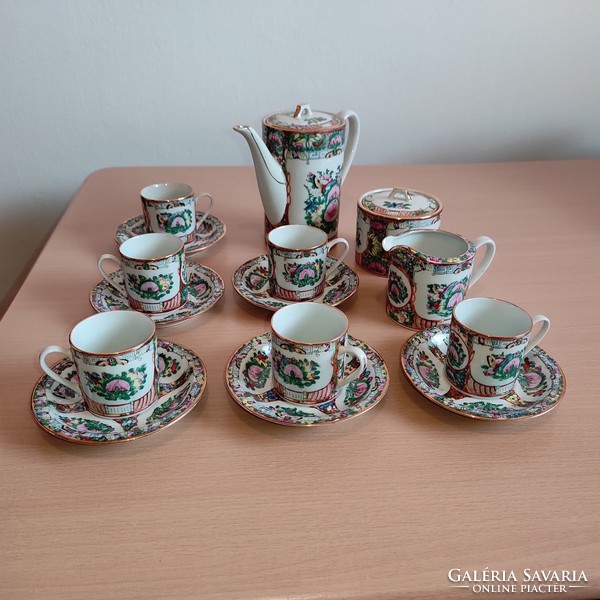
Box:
1 162 598 599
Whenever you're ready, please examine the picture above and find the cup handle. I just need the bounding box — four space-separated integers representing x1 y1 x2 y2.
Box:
336 346 368 389
469 236 496 287
325 238 350 281
39 346 81 394
194 192 214 229
525 315 551 355
97 254 126 296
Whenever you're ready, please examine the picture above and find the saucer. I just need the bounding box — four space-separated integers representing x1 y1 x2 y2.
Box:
90 262 224 326
401 325 566 420
232 254 359 311
31 340 206 444
226 333 388 426
115 212 226 256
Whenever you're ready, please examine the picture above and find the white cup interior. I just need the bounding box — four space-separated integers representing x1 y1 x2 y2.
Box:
454 297 533 338
268 224 327 250
119 233 182 260
272 302 347 343
70 311 155 354
396 230 468 257
141 182 193 201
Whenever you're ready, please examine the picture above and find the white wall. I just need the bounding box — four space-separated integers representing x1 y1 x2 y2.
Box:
1 0 599 314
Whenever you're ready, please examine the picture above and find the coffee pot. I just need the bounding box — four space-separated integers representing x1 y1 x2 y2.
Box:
234 104 359 239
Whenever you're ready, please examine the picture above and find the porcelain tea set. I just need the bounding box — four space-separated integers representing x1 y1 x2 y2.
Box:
33 103 565 443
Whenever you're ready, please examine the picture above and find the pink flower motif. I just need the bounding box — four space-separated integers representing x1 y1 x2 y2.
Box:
418 365 432 385
171 216 186 228
248 365 263 382
317 172 332 190
354 382 368 397
297 267 316 280
284 364 303 379
447 345 459 363
324 198 339 222
327 184 340 202
390 283 400 297
196 283 207 295
141 281 160 293
106 379 130 392
502 357 521 374
157 357 166 373
330 134 342 146
522 372 542 387
447 291 464 309
76 423 91 433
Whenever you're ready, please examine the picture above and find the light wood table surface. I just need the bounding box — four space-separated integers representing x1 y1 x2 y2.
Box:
1 162 598 599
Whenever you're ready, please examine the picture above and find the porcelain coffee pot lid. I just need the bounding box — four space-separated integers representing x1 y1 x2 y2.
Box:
358 188 443 220
263 104 346 133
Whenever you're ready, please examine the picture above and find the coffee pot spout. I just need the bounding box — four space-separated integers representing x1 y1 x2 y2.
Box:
233 125 287 226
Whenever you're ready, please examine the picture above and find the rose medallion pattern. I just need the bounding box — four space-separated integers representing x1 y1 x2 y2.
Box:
226 333 388 427
304 166 342 235
401 326 565 421
156 209 194 235
126 273 175 300
232 255 358 311
83 366 148 401
282 258 324 288
115 212 226 256
90 262 224 327
32 341 206 444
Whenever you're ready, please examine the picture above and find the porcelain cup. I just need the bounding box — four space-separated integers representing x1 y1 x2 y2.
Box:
98 233 187 314
267 224 349 301
39 311 159 417
382 229 496 330
141 182 213 244
270 302 367 404
445 297 551 398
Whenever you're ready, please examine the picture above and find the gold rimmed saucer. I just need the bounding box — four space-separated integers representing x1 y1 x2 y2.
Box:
225 332 388 426
115 212 225 256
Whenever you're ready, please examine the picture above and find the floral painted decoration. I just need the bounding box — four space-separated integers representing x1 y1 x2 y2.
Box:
31 341 207 444
401 326 565 421
226 333 389 427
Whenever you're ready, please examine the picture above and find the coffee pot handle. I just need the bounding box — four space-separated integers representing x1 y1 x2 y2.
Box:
339 110 360 183
325 238 350 281
39 346 81 394
469 236 496 287
336 346 368 389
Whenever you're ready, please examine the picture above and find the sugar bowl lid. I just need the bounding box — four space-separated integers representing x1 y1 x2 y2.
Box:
358 188 442 220
263 104 346 133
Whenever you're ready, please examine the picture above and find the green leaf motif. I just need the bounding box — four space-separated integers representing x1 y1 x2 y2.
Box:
482 352 522 381
282 259 324 288
127 273 174 300
426 277 468 317
157 209 193 234
243 350 270 390
303 166 341 235
274 354 320 388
